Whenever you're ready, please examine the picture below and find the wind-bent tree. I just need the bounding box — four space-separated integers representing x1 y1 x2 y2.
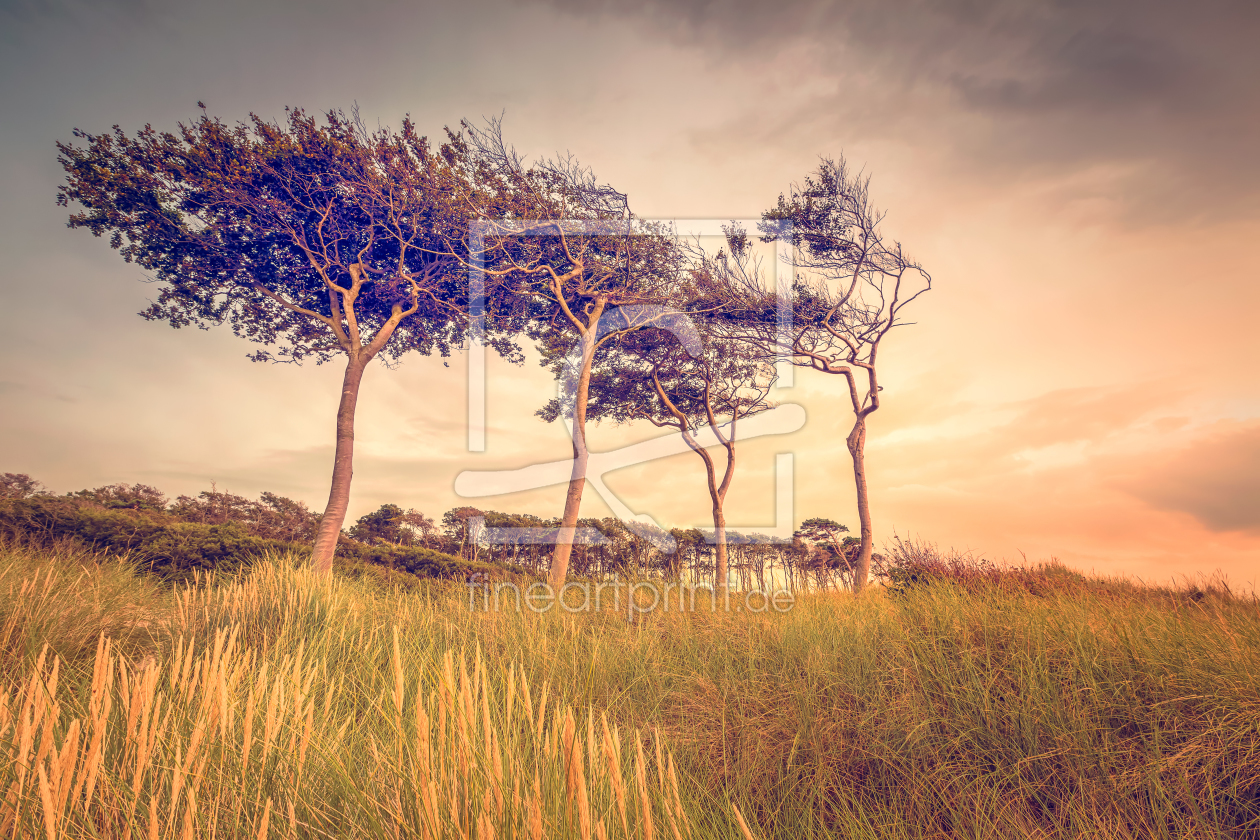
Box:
456 121 689 588
57 107 491 573
794 516 857 589
568 323 777 592
705 157 931 593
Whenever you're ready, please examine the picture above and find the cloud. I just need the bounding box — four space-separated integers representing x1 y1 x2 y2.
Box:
866 380 1182 489
1118 420 1260 533
526 0 1260 219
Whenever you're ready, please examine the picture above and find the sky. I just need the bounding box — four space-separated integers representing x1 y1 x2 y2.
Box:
1 0 1257 587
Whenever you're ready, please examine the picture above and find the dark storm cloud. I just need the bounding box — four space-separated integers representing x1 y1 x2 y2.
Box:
0 0 155 34
1121 421 1260 533
528 0 1260 217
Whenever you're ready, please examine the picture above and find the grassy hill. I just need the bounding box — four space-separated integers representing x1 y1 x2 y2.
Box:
1 539 1256 838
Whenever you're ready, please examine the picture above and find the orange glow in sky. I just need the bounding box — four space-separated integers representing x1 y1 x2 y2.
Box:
1 0 1256 587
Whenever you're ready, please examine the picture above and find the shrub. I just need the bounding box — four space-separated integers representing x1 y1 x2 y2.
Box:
335 539 511 587
882 536 1078 596
0 495 293 581
0 495 502 584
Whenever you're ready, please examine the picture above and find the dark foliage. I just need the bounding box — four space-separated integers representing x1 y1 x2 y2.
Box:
0 492 494 585
0 495 289 581
0 473 46 500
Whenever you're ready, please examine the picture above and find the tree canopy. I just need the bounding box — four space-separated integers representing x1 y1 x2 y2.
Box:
56 107 525 571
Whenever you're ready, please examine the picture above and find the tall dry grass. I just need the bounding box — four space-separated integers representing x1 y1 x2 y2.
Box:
2 541 1258 838
0 549 732 839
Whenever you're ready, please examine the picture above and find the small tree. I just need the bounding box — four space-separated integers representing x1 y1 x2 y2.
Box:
705 157 931 593
0 473 46 501
399 508 437 547
168 487 319 540
794 517 857 589
71 482 168 511
569 323 777 592
349 503 408 545
57 107 488 573
442 506 485 562
458 121 689 588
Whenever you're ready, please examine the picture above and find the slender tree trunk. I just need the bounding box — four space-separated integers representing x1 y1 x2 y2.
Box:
712 503 728 593
700 451 731 594
548 327 597 590
846 416 873 593
311 353 370 574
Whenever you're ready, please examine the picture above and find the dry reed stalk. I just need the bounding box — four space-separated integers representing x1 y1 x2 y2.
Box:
477 789 494 840
262 673 282 766
491 728 505 818
574 741 592 840
213 644 235 740
125 673 162 840
505 664 516 728
457 686 471 797
256 796 272 840
241 681 257 768
564 708 600 835
461 678 475 744
481 670 494 760
0 687 11 740
634 736 654 840
536 683 549 745
3 667 41 839
731 804 759 840
586 711 597 781
37 763 55 840
473 647 485 714
182 713 207 791
528 777 543 840
392 627 405 723
519 672 534 732
437 684 448 786
118 655 134 740
667 755 690 838
176 636 196 702
414 698 437 840
297 698 314 780
562 710 577 804
77 641 113 812
146 779 160 840
652 729 665 793
284 706 299 770
51 716 81 823
448 764 459 837
171 742 187 818
180 782 197 840
459 654 471 715
320 665 335 724
33 653 61 781
601 715 628 838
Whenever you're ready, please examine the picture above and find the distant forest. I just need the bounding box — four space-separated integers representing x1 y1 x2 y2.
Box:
0 472 871 590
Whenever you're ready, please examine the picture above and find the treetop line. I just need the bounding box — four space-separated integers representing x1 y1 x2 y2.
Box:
55 106 930 594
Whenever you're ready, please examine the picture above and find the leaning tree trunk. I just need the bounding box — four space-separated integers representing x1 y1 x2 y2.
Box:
548 327 598 590
311 353 370 574
846 416 873 594
549 442 589 589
